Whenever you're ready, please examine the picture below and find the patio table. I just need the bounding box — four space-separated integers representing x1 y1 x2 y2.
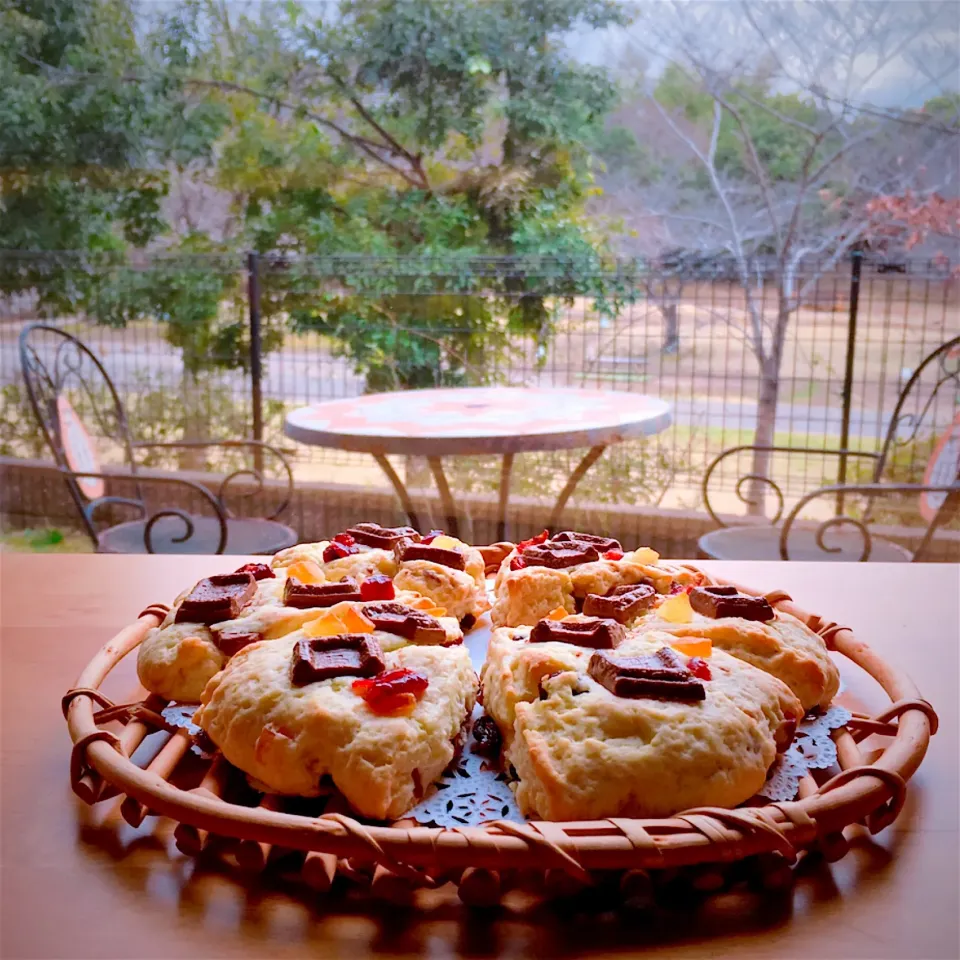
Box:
2 554 957 959
285 386 672 538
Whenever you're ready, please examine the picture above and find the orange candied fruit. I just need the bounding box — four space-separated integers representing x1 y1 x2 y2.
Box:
352 669 429 716
286 559 325 585
668 637 712 658
546 606 569 621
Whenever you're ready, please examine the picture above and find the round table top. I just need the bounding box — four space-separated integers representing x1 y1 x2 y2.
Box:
285 386 671 456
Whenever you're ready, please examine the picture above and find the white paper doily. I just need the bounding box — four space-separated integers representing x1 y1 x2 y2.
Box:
758 704 852 801
161 702 214 758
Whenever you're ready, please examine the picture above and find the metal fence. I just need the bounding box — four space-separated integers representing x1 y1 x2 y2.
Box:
1 251 957 517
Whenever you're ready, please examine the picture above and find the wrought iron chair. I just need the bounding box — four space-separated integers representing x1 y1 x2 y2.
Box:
19 323 298 555
700 335 960 561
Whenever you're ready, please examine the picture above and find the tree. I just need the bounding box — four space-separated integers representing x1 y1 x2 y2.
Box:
614 0 959 509
146 0 633 389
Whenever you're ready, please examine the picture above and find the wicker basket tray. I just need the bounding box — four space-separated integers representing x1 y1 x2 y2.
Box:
62 565 938 907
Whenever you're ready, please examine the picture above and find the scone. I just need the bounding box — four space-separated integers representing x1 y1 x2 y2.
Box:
138 564 291 701
491 531 699 627
194 630 478 819
623 585 840 711
274 524 489 625
481 616 803 820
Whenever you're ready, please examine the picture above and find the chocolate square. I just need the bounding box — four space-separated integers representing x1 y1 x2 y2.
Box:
394 540 466 571
582 583 657 623
212 630 262 657
346 523 422 550
689 586 775 622
588 647 706 700
290 634 385 686
521 539 600 568
175 572 256 624
362 601 447 644
554 531 623 553
529 616 625 649
283 576 362 608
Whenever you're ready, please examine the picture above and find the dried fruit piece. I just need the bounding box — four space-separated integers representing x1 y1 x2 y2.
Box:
668 637 713 658
658 592 693 624
338 606 376 633
352 668 429 715
334 532 356 546
603 549 625 561
630 547 661 565
516 529 549 552
234 562 275 581
429 534 462 551
471 715 503 758
303 611 348 637
546 606 569 621
687 657 712 681
286 559 325 585
322 541 359 563
509 555 526 571
360 574 395 602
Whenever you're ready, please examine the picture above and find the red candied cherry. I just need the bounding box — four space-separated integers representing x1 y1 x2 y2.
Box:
510 555 526 571
323 540 358 563
360 574 395 601
422 529 445 544
517 529 549 553
668 580 685 594
603 549 624 561
688 657 712 681
333 531 355 546
234 562 275 580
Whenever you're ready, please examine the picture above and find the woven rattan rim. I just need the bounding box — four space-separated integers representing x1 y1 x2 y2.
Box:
63 566 937 879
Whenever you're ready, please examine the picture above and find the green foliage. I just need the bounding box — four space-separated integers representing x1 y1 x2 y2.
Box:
654 64 826 182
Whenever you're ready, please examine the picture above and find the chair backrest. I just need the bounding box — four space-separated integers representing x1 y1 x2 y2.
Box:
19 323 141 535
874 335 960 485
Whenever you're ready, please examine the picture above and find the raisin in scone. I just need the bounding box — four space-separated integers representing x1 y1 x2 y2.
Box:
480 617 802 820
193 632 477 819
491 532 698 627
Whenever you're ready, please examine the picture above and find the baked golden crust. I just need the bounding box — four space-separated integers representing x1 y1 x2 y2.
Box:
137 623 225 702
490 547 699 628
482 627 802 820
637 609 840 711
193 635 478 819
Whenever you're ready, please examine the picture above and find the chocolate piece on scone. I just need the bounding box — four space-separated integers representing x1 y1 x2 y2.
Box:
583 583 657 623
212 630 262 657
394 539 466 571
362 601 447 644
588 647 706 701
554 531 623 553
346 523 422 550
175 572 257 624
529 616 625 649
290 634 385 686
689 585 775 622
283 576 362 608
234 562 275 581
522 539 600 568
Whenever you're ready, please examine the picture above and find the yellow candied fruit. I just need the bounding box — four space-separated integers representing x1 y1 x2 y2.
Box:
658 592 693 624
286 559 325 585
430 535 462 551
303 612 347 637
669 637 712 658
408 596 438 611
547 606 569 621
338 607 375 633
630 547 661 566
427 606 447 618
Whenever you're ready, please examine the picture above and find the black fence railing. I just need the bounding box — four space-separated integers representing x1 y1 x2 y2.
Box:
1 251 957 517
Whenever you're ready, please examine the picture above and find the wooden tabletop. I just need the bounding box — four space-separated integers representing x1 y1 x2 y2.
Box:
285 387 672 455
2 554 958 960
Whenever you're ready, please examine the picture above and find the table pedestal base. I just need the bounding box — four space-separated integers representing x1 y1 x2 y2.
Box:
370 445 608 542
